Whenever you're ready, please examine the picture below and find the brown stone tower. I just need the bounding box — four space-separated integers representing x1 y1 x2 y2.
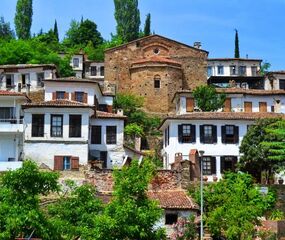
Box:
104 35 208 114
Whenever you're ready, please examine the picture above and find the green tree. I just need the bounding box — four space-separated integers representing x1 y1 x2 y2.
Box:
54 19 59 42
239 118 280 182
192 173 275 240
234 29 240 58
114 93 144 116
48 182 103 239
14 0 33 39
103 159 166 239
170 215 197 240
0 16 15 40
144 13 151 36
192 85 226 111
64 19 103 48
114 0 140 42
260 61 271 76
0 160 60 239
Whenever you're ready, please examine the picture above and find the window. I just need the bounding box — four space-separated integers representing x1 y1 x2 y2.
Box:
0 107 14 122
239 66 247 76
200 125 217 144
91 66 97 76
222 125 239 144
178 124 196 143
207 66 212 77
164 126 170 147
21 74 30 86
153 48 160 54
217 65 224 75
91 125 102 144
221 156 237 173
73 58 79 68
165 213 178 225
75 92 84 102
63 156 71 170
69 115 81 138
279 79 285 90
36 72 44 87
106 126 117 144
230 65 237 75
56 91 65 100
32 114 44 137
100 66 104 76
154 75 161 89
251 66 258 76
6 74 14 88
202 156 216 175
51 115 63 137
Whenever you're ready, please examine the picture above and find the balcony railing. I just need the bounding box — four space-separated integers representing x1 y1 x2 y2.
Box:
0 119 23 124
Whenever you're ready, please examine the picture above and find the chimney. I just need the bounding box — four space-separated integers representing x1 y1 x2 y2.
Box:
117 109 124 116
134 137 141 152
193 42 201 49
26 84 31 96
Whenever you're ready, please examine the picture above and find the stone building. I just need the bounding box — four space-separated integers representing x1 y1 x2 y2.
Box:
104 34 208 113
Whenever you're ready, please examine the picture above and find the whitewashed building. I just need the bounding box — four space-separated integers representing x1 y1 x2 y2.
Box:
59 53 84 78
84 61 104 82
0 64 57 92
265 71 285 90
0 91 28 171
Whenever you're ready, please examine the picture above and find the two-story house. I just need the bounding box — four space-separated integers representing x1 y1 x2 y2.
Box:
0 91 28 171
0 64 57 92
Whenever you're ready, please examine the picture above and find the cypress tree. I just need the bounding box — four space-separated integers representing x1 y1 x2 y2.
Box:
143 13 151 36
54 20 59 42
14 0 33 39
234 29 240 58
114 0 140 42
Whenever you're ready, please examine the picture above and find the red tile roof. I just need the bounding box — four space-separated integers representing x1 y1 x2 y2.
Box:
96 110 127 119
208 58 262 62
147 190 199 210
22 99 92 108
0 64 56 69
159 112 285 129
132 56 181 67
0 90 27 97
270 70 285 74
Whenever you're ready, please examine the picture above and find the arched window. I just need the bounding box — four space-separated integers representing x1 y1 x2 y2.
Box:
154 75 161 89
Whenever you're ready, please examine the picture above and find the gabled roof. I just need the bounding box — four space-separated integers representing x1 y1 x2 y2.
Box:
95 110 127 119
269 70 285 75
147 190 199 210
105 34 209 54
0 90 27 97
208 58 262 62
0 64 56 69
159 112 285 129
22 99 92 109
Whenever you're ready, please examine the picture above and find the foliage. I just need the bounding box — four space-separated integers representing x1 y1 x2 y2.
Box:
64 19 103 48
144 13 151 36
197 172 276 240
170 215 197 240
269 209 285 220
239 118 281 182
0 16 15 40
234 29 240 58
54 20 59 42
192 85 226 111
260 61 271 76
48 182 103 239
125 123 144 138
114 93 144 115
14 0 33 39
262 120 285 165
0 160 60 239
104 159 166 240
114 0 141 42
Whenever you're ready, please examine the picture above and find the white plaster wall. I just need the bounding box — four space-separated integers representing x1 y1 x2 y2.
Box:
0 135 16 161
162 119 253 178
24 142 88 169
89 118 125 168
85 62 104 79
70 55 83 71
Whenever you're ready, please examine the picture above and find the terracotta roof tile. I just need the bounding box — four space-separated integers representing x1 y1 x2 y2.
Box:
208 58 262 62
147 190 198 209
0 64 56 69
0 90 27 97
132 56 181 67
22 99 92 108
96 110 127 119
28 90 45 103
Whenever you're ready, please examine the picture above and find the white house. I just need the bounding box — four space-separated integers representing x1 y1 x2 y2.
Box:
0 91 28 171
265 71 285 90
84 61 104 82
0 64 57 92
59 53 84 78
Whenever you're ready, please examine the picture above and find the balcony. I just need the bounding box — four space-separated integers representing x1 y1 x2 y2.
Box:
0 119 24 133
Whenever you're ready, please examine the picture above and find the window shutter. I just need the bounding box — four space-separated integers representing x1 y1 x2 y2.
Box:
71 156 79 171
200 125 205 143
191 124 196 142
83 93 88 103
220 156 225 173
211 157 216 175
64 92 69 99
221 126 226 143
71 92 75 101
178 125 183 143
232 156 238 171
224 98 231 112
186 98 194 112
212 125 217 143
234 126 239 143
54 156 63 171
52 92 56 100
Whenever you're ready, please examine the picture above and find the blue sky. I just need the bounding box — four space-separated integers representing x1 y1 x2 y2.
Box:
1 0 285 70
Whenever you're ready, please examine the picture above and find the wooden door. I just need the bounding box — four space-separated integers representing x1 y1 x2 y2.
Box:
244 102 252 113
224 98 231 112
186 98 194 112
259 102 267 112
